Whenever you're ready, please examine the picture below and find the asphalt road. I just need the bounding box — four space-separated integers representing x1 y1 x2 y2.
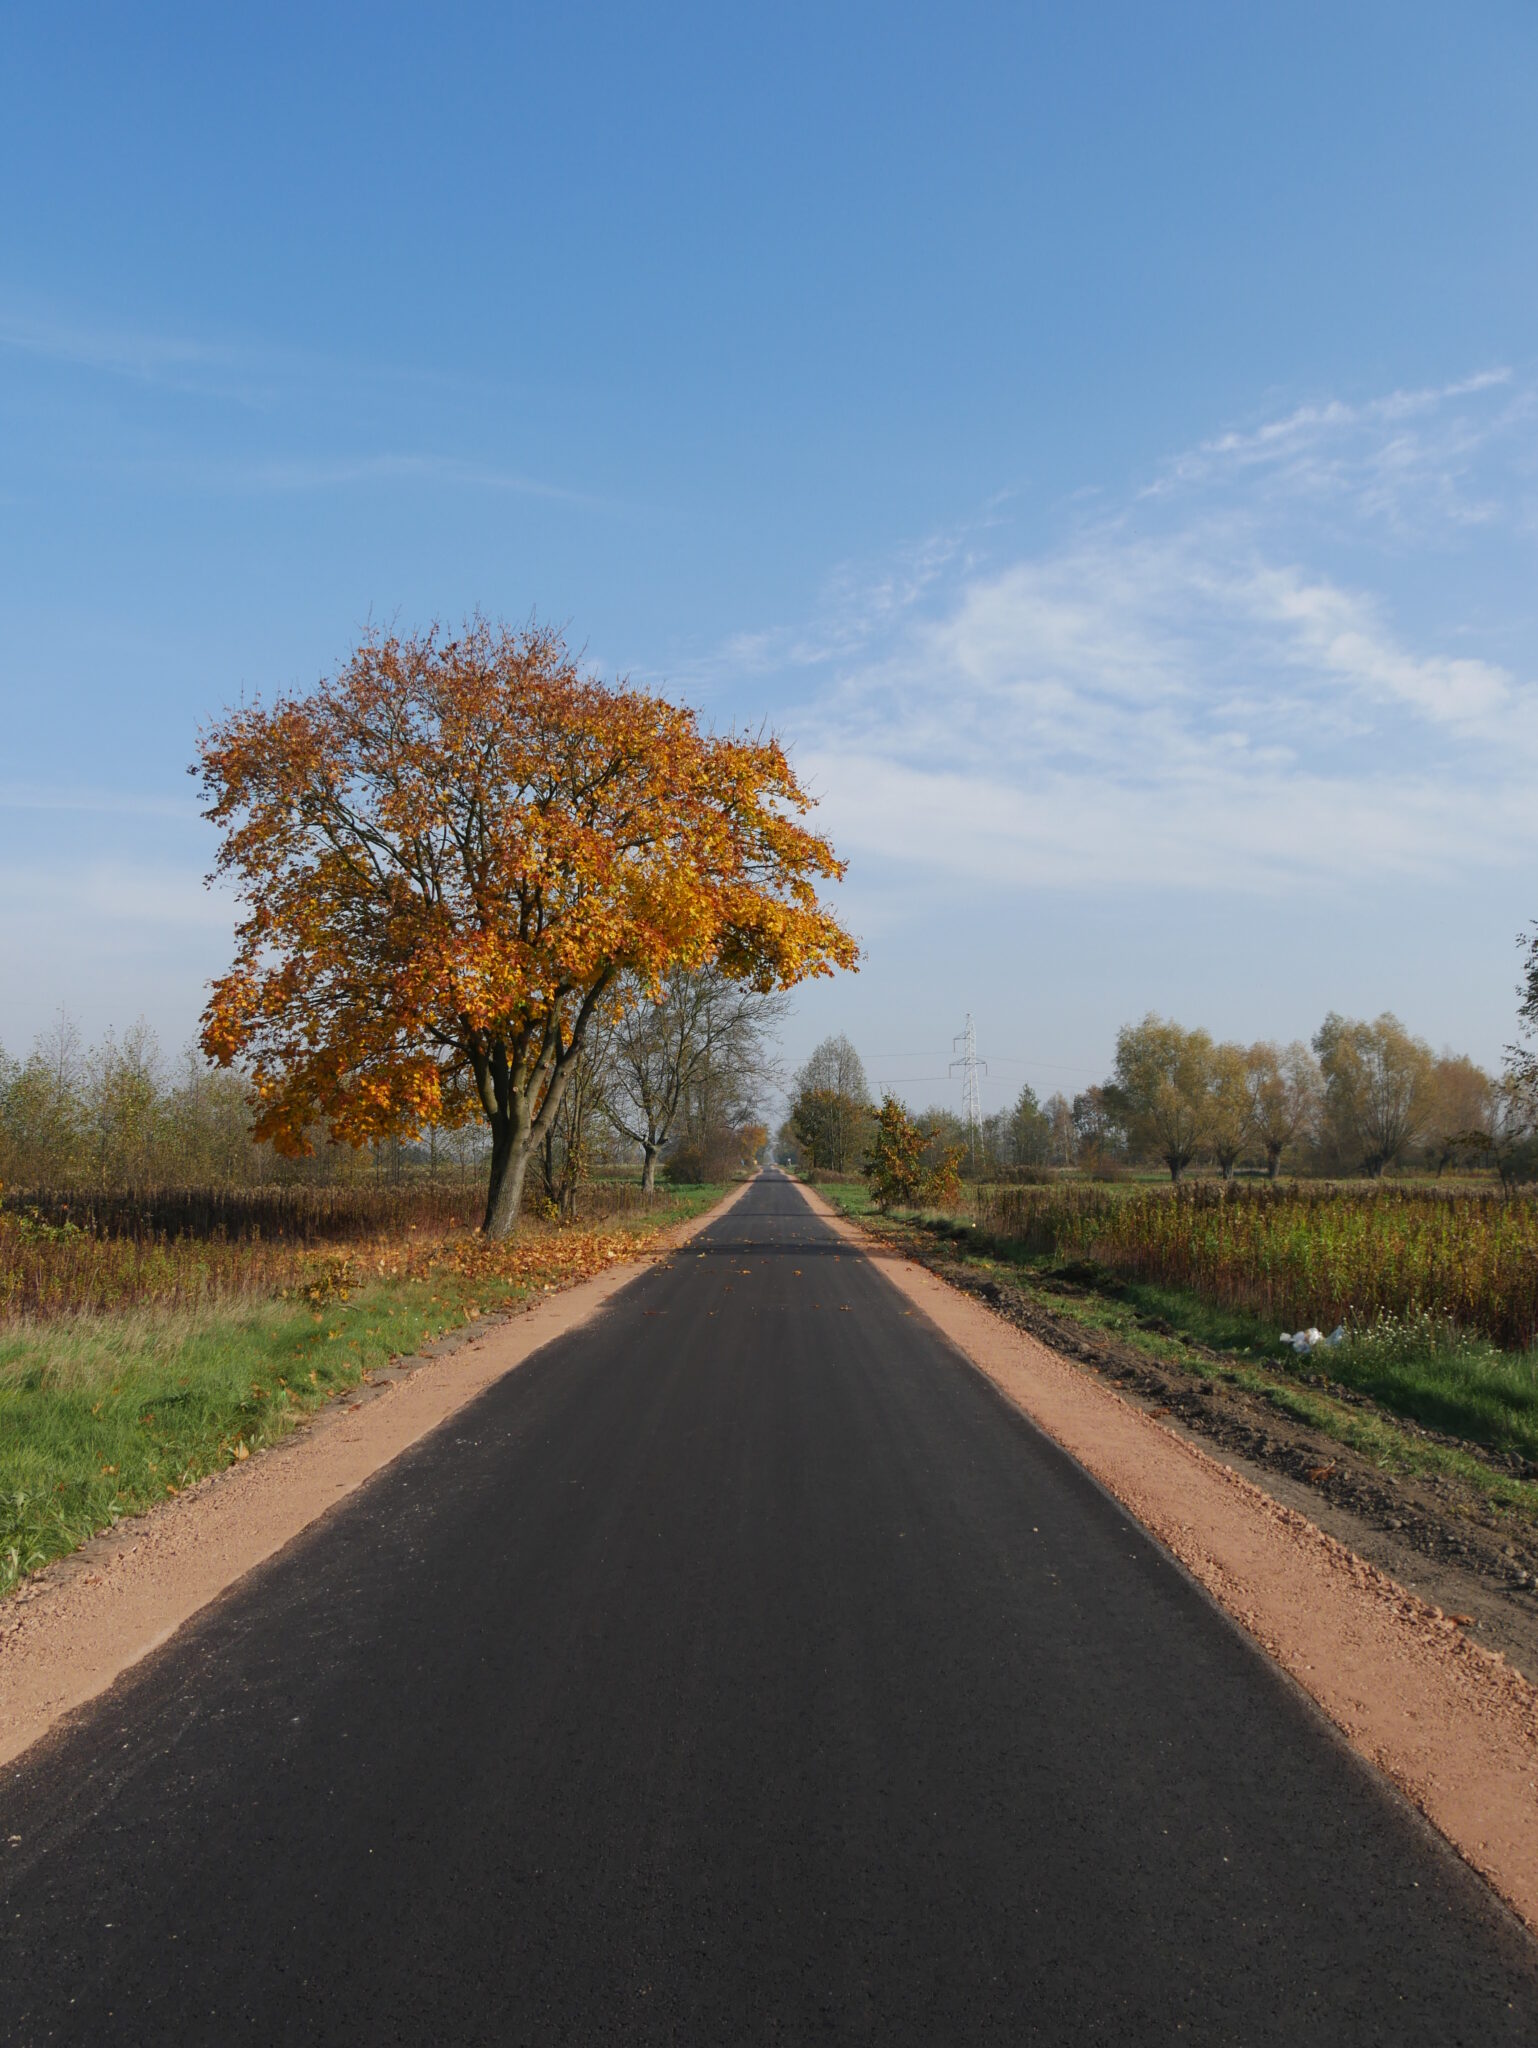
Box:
3 1170 1536 2044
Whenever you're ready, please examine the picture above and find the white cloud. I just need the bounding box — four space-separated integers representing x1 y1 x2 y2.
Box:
749 372 1538 896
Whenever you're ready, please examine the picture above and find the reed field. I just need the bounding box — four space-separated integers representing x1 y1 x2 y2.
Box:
968 1181 1538 1352
791 1176 1538 1484
0 1178 662 1322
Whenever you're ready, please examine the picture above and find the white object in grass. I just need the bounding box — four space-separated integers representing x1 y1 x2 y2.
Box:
1279 1326 1327 1353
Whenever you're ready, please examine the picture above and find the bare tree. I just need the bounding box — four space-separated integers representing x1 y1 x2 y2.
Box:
1476 1072 1538 1185
539 1022 611 1218
605 969 785 1191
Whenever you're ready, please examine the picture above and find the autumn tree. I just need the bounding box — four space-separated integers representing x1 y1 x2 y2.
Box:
865 1095 929 1209
197 620 856 1236
1313 1012 1433 1178
0 1010 87 1185
1071 1085 1124 1171
1244 1040 1320 1179
87 1021 166 1185
1113 1016 1213 1182
1420 1053 1491 1175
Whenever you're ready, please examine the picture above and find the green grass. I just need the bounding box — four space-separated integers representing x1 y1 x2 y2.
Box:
820 1179 1538 1519
1 1185 724 1597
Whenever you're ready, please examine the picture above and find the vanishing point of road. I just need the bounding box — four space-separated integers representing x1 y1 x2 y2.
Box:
2 1171 1535 2043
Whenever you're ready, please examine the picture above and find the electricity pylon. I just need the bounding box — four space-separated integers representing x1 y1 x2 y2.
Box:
950 1015 987 1173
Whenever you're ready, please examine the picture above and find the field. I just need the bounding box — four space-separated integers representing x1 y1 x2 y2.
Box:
1 1180 724 1596
833 1177 1538 1487
0 1178 658 1320
970 1180 1538 1350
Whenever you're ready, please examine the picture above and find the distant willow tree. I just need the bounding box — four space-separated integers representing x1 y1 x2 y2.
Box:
1313 1012 1434 1179
1244 1041 1321 1180
1113 1016 1213 1182
197 620 856 1235
1205 1043 1252 1180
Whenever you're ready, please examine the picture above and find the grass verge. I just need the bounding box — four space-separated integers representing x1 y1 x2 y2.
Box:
819 1181 1538 1522
1 1186 724 1597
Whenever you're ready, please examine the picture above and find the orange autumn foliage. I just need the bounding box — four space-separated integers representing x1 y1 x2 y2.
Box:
197 619 857 1233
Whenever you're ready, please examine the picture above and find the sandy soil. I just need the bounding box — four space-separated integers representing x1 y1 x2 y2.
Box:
799 1183 1538 1938
0 1179 753 1771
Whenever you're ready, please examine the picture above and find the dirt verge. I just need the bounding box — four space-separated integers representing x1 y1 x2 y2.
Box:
0 1179 753 1771
800 1184 1538 1940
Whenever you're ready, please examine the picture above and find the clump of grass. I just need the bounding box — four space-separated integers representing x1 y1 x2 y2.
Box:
1327 1309 1538 1465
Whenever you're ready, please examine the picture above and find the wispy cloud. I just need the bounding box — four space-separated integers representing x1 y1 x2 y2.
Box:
1140 366 1529 538
0 308 279 405
727 371 1538 894
0 782 200 821
0 302 607 506
234 451 599 505
0 860 233 932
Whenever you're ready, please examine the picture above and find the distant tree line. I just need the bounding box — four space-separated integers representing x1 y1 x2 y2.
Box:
776 1009 1538 1186
1 967 780 1198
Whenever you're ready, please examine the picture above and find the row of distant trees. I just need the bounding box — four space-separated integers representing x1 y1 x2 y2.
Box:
777 1013 1538 1184
0 969 780 1199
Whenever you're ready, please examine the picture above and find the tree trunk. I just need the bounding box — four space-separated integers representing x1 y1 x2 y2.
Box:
1267 1145 1282 1180
476 980 611 1239
482 1120 533 1237
641 1143 660 1193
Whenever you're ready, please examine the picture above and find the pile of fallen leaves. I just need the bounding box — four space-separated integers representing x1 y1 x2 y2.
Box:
400 1223 645 1295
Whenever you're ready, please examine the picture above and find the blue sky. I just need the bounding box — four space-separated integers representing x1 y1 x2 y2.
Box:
3 3 1536 1116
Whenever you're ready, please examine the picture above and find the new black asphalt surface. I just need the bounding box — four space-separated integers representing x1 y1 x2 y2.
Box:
3 1171 1536 2043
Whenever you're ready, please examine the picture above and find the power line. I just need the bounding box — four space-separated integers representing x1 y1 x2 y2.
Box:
867 1051 1099 1076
